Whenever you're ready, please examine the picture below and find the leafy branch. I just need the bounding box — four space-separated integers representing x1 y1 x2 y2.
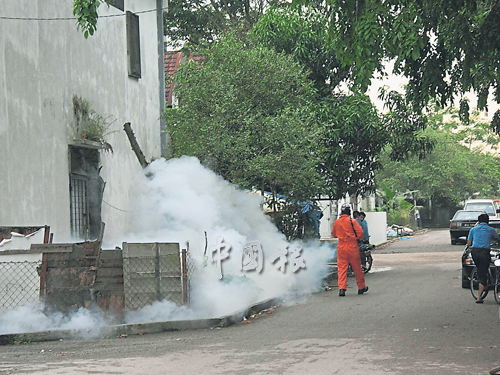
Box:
73 0 108 38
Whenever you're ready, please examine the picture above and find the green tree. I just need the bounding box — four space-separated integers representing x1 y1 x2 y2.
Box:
376 107 500 206
251 9 434 199
314 89 434 200
439 102 500 152
288 0 500 127
164 34 320 198
252 7 349 98
164 34 324 239
73 0 106 39
164 0 281 49
76 0 500 127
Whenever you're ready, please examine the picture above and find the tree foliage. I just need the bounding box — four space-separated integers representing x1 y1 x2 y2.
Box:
76 0 500 129
164 35 326 239
252 7 348 98
315 90 434 200
250 8 434 199
164 34 321 200
73 0 105 39
165 30 433 206
164 0 280 49
439 102 500 151
376 107 500 206
289 0 500 126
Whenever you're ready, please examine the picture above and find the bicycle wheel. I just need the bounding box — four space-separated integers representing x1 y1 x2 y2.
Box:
362 254 373 274
470 266 489 300
494 270 500 305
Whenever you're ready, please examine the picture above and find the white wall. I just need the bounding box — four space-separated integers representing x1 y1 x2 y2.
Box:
364 212 387 246
0 229 45 251
0 1 162 243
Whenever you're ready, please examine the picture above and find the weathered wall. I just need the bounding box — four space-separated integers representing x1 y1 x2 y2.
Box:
0 1 162 242
41 242 124 317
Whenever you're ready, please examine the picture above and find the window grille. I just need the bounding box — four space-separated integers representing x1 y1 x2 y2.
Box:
70 174 89 239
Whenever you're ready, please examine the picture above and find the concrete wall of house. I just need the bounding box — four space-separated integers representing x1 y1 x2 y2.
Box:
0 1 162 243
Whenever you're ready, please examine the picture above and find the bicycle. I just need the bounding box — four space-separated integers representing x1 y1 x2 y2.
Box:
469 250 500 303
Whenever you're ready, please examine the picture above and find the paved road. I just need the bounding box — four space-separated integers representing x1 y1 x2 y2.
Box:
1 229 499 375
377 228 458 253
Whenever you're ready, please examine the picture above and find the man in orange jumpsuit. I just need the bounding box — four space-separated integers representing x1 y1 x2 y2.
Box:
332 203 369 297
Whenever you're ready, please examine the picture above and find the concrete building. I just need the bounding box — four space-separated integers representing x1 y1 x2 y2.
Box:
0 1 165 242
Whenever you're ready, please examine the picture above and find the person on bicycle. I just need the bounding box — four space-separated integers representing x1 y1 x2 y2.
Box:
467 213 499 303
332 203 368 297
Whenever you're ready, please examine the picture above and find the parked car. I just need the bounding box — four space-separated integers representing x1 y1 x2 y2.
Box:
463 199 500 220
450 210 485 245
461 245 500 288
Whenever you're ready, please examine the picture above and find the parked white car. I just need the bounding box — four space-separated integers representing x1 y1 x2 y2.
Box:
463 199 500 220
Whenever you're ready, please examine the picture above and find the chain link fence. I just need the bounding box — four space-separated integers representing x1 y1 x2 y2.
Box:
123 250 195 310
0 261 41 313
0 247 197 314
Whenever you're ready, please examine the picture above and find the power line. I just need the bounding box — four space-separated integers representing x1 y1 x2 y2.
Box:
102 199 132 213
0 7 167 21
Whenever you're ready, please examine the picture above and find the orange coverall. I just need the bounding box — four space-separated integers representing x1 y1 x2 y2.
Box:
331 214 366 290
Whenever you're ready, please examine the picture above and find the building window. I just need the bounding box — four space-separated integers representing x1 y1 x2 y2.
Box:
108 0 124 11
69 146 104 240
127 11 141 79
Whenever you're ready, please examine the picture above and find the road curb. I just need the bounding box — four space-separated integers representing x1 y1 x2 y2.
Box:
0 297 282 345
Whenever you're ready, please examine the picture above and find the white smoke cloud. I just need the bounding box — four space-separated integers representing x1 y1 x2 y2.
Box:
0 303 116 338
0 156 333 335
120 156 333 322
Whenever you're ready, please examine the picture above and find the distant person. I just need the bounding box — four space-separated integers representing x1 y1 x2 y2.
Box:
353 211 364 241
467 213 499 303
332 203 368 297
358 212 370 244
415 209 422 230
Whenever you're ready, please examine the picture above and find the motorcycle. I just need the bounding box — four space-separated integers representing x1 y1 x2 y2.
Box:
347 242 375 275
359 242 374 274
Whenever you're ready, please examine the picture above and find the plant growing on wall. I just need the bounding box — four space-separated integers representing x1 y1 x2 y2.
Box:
72 95 114 153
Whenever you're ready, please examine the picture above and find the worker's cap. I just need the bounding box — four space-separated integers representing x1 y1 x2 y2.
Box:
340 203 351 214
